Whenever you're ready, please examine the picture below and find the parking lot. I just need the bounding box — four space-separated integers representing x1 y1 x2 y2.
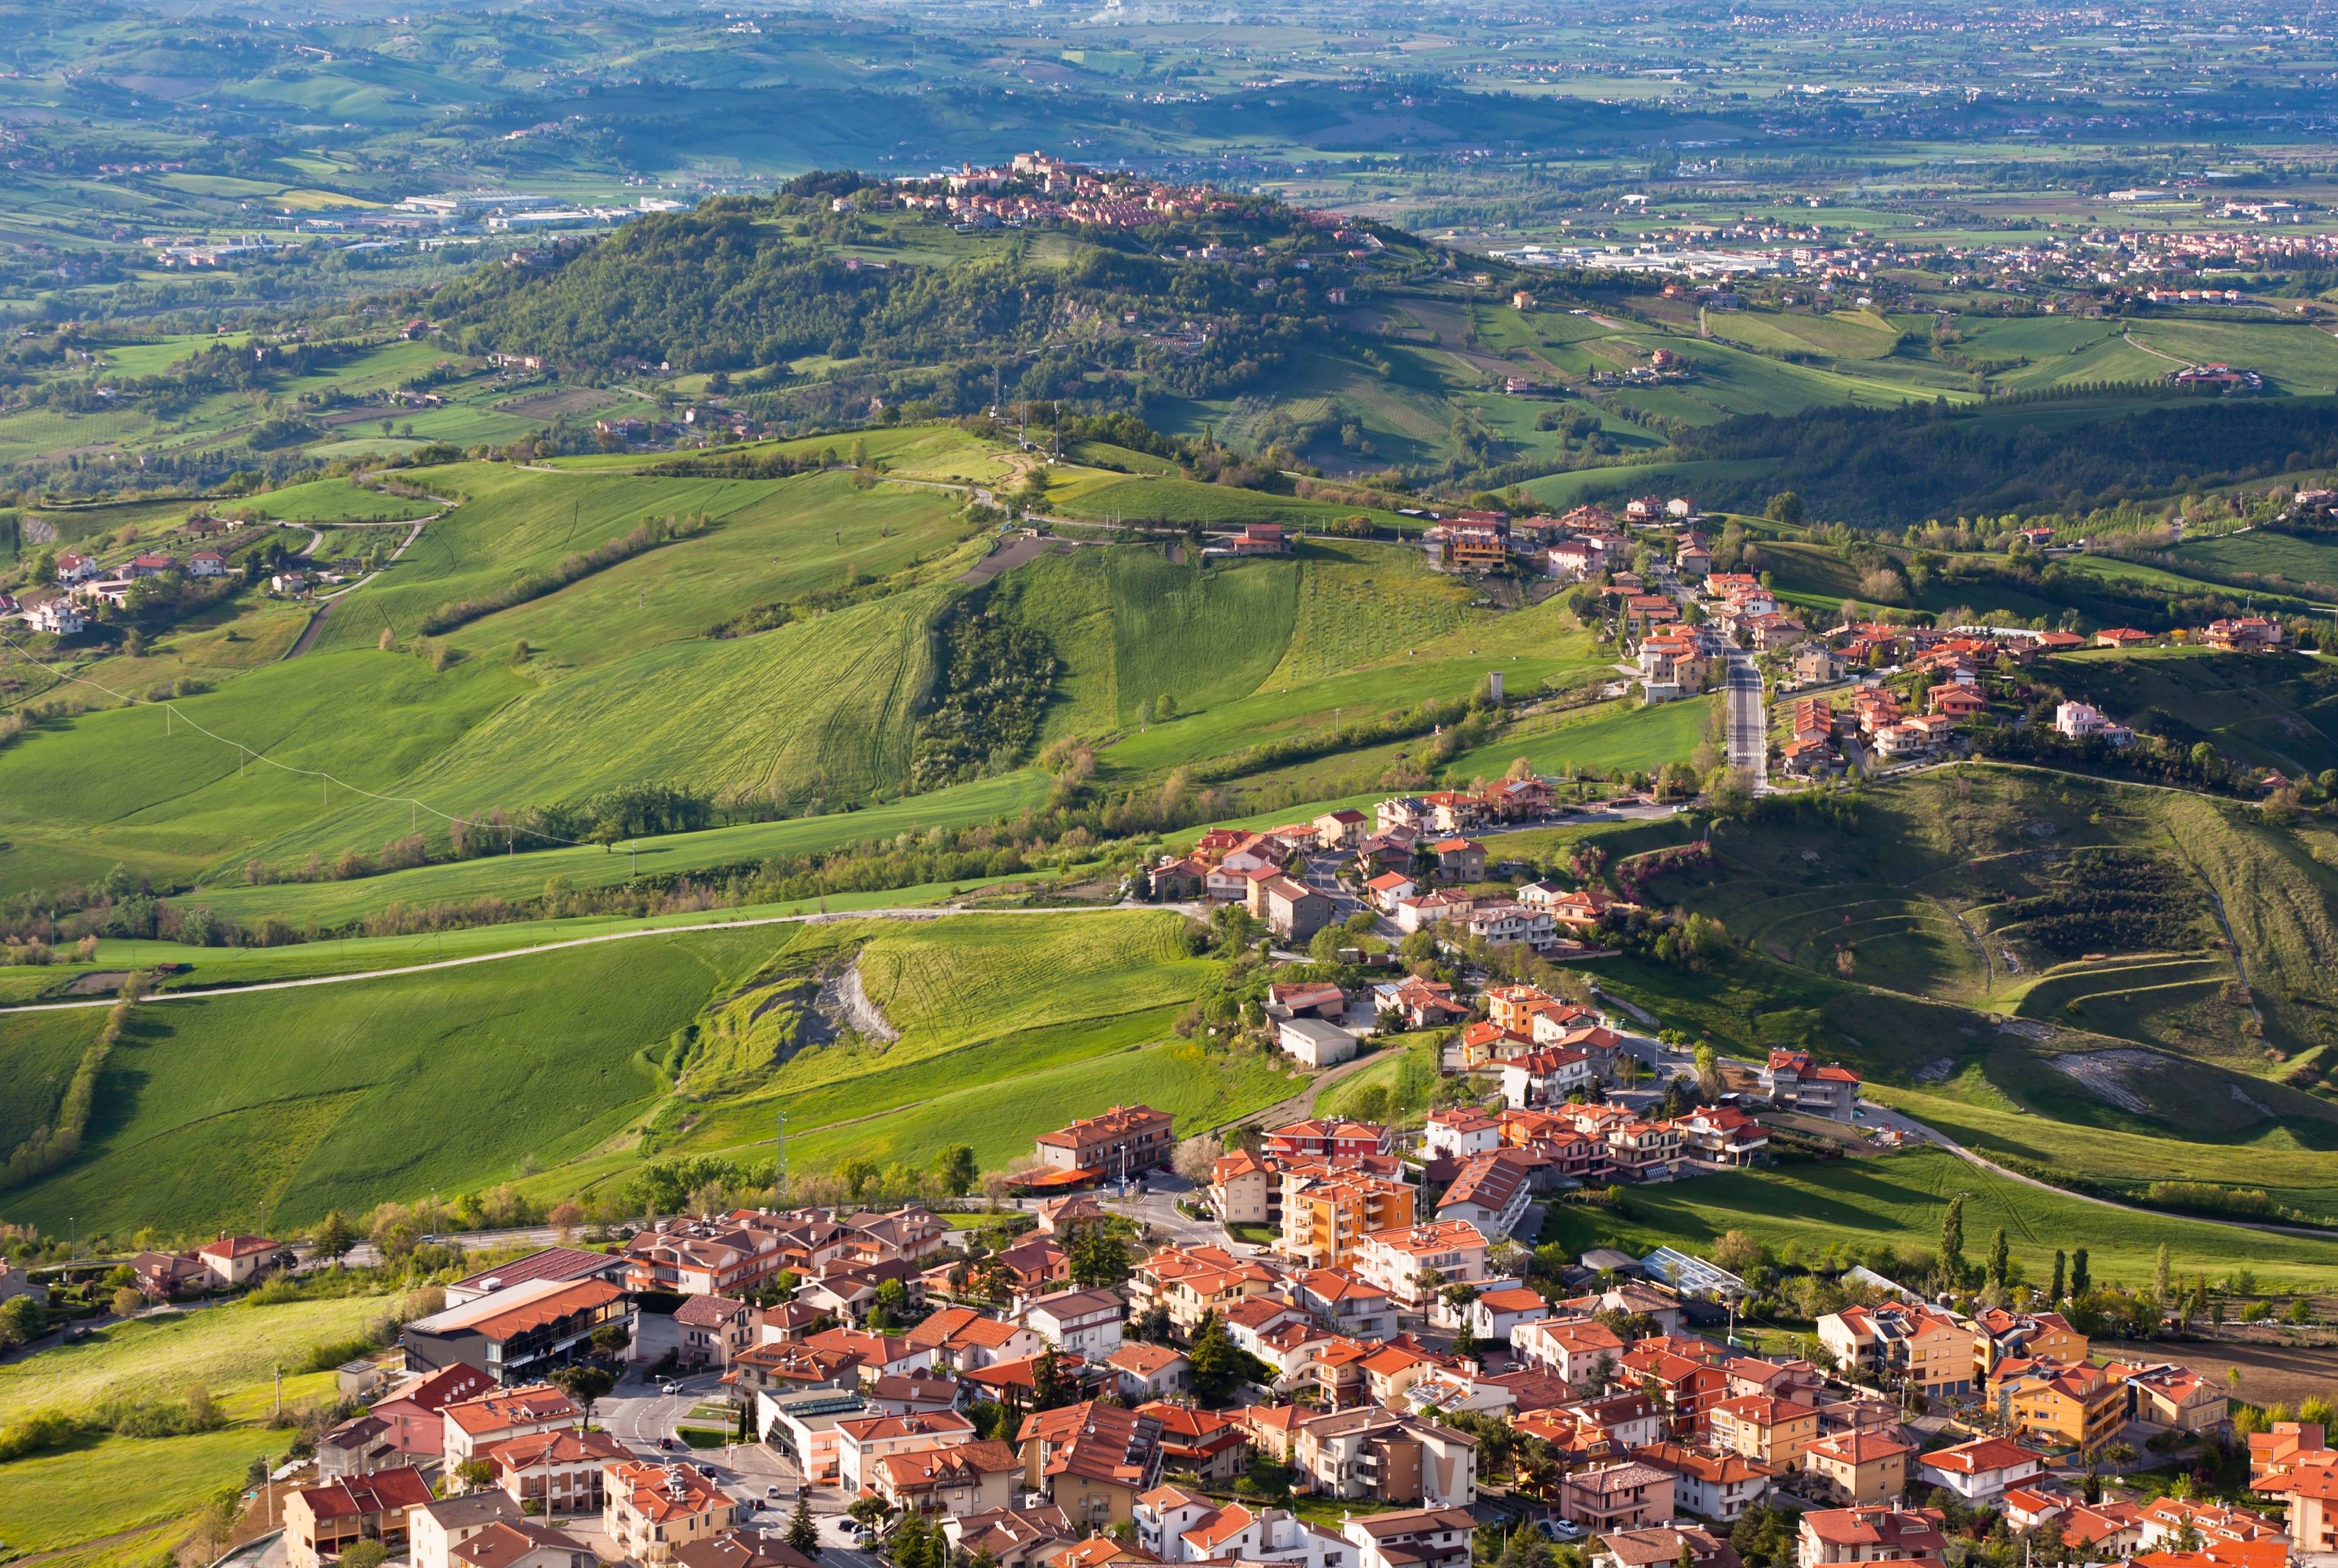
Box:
595 1365 886 1568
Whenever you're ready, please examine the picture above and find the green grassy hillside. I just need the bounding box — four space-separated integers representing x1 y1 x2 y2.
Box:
0 910 1274 1234
1543 1146 2338 1292
0 649 532 892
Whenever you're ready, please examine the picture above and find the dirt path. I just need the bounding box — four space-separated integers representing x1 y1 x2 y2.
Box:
1870 1099 2338 1240
286 514 434 659
0 901 1202 1015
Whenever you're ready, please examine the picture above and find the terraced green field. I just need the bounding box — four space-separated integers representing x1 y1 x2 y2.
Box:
1707 307 1903 362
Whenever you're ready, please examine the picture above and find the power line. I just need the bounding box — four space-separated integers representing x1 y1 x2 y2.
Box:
0 626 623 856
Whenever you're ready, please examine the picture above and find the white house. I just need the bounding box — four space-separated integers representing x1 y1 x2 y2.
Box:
1498 1047 1593 1108
1434 1152 1534 1242
1422 1108 1502 1162
24 600 85 635
1915 1437 2045 1505
1019 1287 1125 1359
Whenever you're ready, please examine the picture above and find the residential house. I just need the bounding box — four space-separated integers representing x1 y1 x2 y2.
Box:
1707 1393 1820 1469
2270 1464 2338 1564
284 1467 437 1568
2121 1361 2230 1433
1023 1287 1126 1359
1280 1171 1415 1272
1293 1269 1399 1342
1433 1151 1534 1241
1017 1401 1164 1528
1131 1245 1279 1335
1315 810 1371 849
834 1410 978 1496
317 1416 403 1480
1593 1527 1739 1568
1761 1051 1861 1119
1674 1106 1769 1167
1375 977 1468 1029
2136 1498 2289 1561
1816 1304 1974 1397
1034 1105 1176 1177
1999 1363 2126 1457
1104 1342 1191 1402
1630 1444 1775 1523
1428 838 1487 883
602 1461 737 1567
369 1365 497 1461
1261 876 1336 943
1291 1405 1477 1506
1796 1508 1948 1568
672 1533 821 1568
910 1306 1046 1373
443 1521 595 1568
1915 1437 2043 1505
1559 1462 1677 1533
484 1428 625 1517
1209 1148 1277 1227
1423 1109 1503 1163
675 1296 756 1369
1350 1221 1489 1308
944 1505 1081 1568
1973 1309 2086 1381
868 1440 1023 1515
2206 616 2282 652
731 1343 865 1404
1498 1048 1596 1109
1136 1403 1249 1484
1467 1286 1553 1346
1263 1120 1392 1161
440 1385 583 1471
802 1326 935 1382
2055 701 2135 746
1797 1431 1912 1507
1343 1508 1475 1568
195 1232 292 1287
1512 1317 1629 1388
410 1493 525 1568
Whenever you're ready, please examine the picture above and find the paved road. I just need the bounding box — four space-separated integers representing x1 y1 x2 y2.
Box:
1722 651 1768 789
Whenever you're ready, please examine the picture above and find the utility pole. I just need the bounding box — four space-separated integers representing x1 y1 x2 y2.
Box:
774 1104 787 1209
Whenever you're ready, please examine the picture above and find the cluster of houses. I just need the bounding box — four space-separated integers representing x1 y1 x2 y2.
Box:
1417 500 1701 583
275 1175 2252 1568
9 517 268 635
1767 609 2294 777
1143 788 1578 956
